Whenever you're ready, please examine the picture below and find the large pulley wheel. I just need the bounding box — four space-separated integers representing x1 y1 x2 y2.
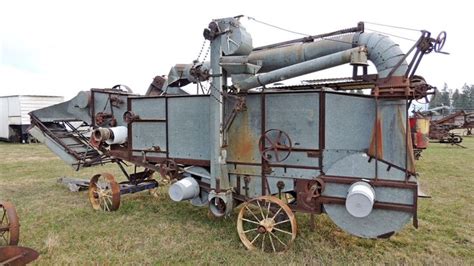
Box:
88 173 120 211
258 129 292 163
0 201 20 246
237 195 297 252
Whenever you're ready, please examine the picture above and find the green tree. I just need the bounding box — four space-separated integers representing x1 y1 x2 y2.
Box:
439 83 451 107
469 85 474 109
459 84 471 109
452 89 462 109
429 87 442 108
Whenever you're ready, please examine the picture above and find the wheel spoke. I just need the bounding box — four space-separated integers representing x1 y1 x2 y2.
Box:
269 230 287 247
261 233 266 252
273 227 293 236
266 201 271 219
274 219 291 226
256 200 265 220
274 151 280 162
245 205 261 222
105 195 113 206
277 130 283 143
1 210 5 224
250 233 261 244
264 135 275 147
241 218 260 225
268 233 276 252
103 200 110 211
243 228 258 234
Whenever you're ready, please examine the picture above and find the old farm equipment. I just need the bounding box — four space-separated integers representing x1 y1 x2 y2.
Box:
0 201 19 246
29 17 446 251
409 113 430 160
429 111 466 146
0 201 39 264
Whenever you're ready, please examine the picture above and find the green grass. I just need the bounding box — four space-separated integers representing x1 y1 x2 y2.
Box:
0 138 473 264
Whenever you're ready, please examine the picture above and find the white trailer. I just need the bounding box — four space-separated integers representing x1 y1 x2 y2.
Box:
0 95 64 142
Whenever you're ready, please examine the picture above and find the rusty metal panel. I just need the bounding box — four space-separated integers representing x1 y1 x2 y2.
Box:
226 95 262 163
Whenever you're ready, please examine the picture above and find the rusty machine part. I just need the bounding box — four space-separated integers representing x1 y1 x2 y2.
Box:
88 171 159 211
428 111 468 147
0 201 20 246
237 195 297 252
0 246 39 265
88 173 121 211
159 159 179 181
28 17 447 252
439 133 463 144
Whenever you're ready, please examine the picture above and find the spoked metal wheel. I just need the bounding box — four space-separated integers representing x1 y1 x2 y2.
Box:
237 195 297 252
0 201 20 246
88 173 120 211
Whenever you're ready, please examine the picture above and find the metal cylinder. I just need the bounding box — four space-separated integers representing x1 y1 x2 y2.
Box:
168 177 200 202
106 126 127 145
345 181 375 218
92 126 127 145
92 128 111 142
234 47 360 91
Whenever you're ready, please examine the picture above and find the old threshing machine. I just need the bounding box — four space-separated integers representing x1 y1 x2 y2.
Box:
29 17 446 252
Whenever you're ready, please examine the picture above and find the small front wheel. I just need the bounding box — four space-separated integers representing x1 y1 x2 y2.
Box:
237 195 297 252
88 173 120 211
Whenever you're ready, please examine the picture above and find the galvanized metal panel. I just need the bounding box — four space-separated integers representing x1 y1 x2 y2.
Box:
324 93 375 169
168 97 210 160
131 122 167 151
265 92 319 149
131 97 166 120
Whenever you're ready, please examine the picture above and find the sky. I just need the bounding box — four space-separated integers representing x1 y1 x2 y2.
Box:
0 0 472 101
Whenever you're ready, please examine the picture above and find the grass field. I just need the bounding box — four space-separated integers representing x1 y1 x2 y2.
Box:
0 138 473 264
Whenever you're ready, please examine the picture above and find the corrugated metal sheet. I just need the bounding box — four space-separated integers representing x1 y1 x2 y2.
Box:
0 95 64 139
0 98 8 138
18 96 64 124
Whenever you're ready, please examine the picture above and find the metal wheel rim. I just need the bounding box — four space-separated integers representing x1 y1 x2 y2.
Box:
88 173 120 211
0 201 20 246
237 195 297 252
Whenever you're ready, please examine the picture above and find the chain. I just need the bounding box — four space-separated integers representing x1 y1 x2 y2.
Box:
202 45 210 62
208 82 224 104
195 40 210 63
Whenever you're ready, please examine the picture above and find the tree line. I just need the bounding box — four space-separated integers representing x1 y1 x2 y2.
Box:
429 83 474 110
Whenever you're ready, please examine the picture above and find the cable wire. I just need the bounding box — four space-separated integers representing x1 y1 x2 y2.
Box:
366 28 417 42
364 21 421 32
247 16 311 36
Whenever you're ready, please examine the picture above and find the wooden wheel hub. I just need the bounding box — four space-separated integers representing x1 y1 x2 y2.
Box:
259 218 275 233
